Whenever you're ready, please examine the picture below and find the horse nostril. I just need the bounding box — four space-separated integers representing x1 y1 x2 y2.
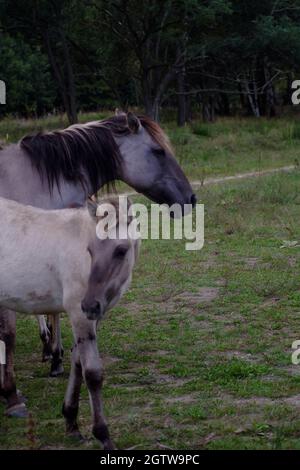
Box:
191 194 197 207
94 301 101 314
81 300 101 316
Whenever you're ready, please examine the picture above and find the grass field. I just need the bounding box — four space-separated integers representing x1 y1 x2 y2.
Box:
0 114 300 449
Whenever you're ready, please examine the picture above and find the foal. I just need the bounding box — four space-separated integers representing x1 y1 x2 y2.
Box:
0 196 139 449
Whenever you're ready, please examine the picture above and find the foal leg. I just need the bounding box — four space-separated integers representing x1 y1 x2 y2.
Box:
49 314 64 377
0 309 28 417
37 315 52 362
69 313 115 450
62 343 83 439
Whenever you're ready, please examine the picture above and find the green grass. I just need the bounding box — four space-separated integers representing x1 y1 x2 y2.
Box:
1 167 300 449
166 117 299 181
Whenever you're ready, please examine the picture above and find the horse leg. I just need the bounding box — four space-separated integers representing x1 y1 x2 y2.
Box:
62 342 83 439
37 315 52 362
69 312 115 450
0 309 28 417
49 314 64 377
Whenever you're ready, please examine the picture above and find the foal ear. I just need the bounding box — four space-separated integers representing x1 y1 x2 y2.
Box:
87 198 98 219
127 197 134 224
127 112 142 133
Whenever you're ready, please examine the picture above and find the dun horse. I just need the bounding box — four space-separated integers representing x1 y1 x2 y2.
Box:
0 196 139 449
0 111 195 381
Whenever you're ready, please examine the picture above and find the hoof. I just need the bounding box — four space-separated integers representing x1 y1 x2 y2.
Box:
41 338 53 362
0 390 26 406
17 389 27 403
68 430 85 442
42 353 52 362
5 403 28 418
50 363 64 377
103 439 117 450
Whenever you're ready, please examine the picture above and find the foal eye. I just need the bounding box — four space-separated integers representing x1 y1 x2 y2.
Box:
114 246 128 259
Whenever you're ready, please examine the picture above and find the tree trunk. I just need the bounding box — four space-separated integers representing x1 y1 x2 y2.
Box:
238 82 246 113
202 94 215 122
221 93 230 116
143 67 175 121
151 100 160 121
43 29 77 124
60 28 77 124
285 73 294 106
142 72 154 117
176 39 187 127
244 79 260 117
177 65 186 126
263 59 277 117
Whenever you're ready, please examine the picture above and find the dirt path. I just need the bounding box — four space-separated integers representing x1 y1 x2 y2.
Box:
120 165 296 197
192 164 295 187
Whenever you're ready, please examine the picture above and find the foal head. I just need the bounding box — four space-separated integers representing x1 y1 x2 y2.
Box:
81 197 139 320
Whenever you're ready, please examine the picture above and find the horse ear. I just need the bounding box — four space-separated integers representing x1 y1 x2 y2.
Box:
127 112 142 133
104 197 132 224
106 196 134 226
87 197 98 219
105 196 120 214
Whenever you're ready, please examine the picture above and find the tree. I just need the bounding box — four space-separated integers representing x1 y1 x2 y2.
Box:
0 33 56 117
1 0 300 122
1 0 80 123
87 0 189 120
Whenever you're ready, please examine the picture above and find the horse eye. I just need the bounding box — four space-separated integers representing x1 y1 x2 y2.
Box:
114 246 128 259
152 148 165 157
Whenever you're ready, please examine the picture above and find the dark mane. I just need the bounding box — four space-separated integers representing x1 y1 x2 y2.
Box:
20 114 170 194
20 119 125 194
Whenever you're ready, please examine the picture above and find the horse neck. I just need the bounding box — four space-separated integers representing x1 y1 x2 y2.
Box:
0 145 90 209
1 142 117 210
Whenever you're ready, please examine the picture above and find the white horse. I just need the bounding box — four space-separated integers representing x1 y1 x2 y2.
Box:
0 196 139 449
